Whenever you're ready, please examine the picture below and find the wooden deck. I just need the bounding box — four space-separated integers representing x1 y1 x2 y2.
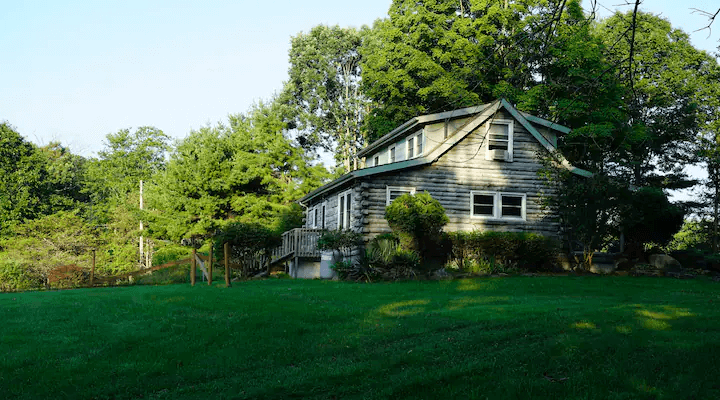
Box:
269 228 353 267
270 228 324 264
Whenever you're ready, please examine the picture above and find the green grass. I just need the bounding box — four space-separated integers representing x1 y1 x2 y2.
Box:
1 277 719 399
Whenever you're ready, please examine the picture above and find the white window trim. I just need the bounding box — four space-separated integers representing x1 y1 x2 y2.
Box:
470 191 526 221
389 145 396 163
484 119 513 162
386 186 416 206
337 189 353 230
373 154 380 167
406 130 424 160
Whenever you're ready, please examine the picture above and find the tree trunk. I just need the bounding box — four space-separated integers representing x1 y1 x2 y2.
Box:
714 184 719 253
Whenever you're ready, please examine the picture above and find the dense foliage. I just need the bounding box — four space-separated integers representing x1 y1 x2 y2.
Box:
150 101 328 241
316 229 363 251
281 25 369 172
213 222 282 278
385 192 448 254
445 231 560 273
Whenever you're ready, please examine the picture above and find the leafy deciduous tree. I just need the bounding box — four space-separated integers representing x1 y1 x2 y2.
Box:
282 25 369 172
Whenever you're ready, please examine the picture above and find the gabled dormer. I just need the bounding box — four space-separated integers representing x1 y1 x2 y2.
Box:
352 98 585 177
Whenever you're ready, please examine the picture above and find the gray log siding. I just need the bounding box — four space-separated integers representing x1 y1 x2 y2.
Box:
358 110 560 238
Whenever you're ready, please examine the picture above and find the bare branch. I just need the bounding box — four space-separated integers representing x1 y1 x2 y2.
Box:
691 8 720 39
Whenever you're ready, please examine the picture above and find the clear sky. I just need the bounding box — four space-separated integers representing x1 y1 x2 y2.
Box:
1 0 718 159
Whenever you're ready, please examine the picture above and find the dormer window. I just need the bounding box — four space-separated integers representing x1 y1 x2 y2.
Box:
485 120 513 162
407 131 423 159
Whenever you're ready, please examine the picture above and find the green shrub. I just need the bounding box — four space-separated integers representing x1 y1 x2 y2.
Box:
152 244 192 266
445 231 559 273
317 230 362 251
363 236 420 280
0 258 41 291
331 259 377 282
385 192 448 253
213 222 282 278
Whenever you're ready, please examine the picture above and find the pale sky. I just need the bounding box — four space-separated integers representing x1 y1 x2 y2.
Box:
1 0 718 160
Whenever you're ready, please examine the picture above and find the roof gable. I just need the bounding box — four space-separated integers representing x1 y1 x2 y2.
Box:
300 99 591 203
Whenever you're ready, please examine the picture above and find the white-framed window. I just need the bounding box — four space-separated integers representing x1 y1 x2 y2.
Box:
308 207 317 228
389 145 396 163
321 201 326 229
386 186 416 206
484 120 513 162
470 191 526 220
373 154 380 166
337 190 352 230
407 131 424 159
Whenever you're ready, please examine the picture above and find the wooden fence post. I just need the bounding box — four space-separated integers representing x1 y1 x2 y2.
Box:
191 248 197 286
90 249 96 287
208 241 213 286
224 242 231 287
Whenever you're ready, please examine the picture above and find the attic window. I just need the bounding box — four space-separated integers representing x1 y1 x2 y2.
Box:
389 146 396 163
485 120 513 162
407 131 423 159
373 155 380 166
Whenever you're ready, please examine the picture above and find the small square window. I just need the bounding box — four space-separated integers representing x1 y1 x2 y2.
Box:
488 124 509 150
473 194 494 216
501 195 523 217
485 120 513 162
386 186 416 205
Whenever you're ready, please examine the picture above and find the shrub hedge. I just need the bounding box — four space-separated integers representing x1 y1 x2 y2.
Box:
445 231 560 273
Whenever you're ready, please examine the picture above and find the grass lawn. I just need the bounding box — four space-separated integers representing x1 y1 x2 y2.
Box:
1 277 719 400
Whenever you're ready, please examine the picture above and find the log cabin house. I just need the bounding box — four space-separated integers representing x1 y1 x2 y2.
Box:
274 99 591 278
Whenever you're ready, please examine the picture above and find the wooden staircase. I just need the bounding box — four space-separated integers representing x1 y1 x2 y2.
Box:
269 228 325 267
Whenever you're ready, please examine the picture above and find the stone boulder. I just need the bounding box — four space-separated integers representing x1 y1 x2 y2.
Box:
648 254 682 273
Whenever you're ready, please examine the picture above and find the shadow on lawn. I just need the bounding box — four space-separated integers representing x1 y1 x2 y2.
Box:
342 278 720 399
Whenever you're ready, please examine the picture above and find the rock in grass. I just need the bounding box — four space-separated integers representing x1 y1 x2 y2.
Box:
648 254 682 273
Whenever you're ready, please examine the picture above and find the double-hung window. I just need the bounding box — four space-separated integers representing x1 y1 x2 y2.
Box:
308 207 317 228
389 145 396 163
308 205 324 228
485 120 513 161
470 191 526 220
407 131 424 159
373 155 380 166
337 190 352 230
386 186 416 206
